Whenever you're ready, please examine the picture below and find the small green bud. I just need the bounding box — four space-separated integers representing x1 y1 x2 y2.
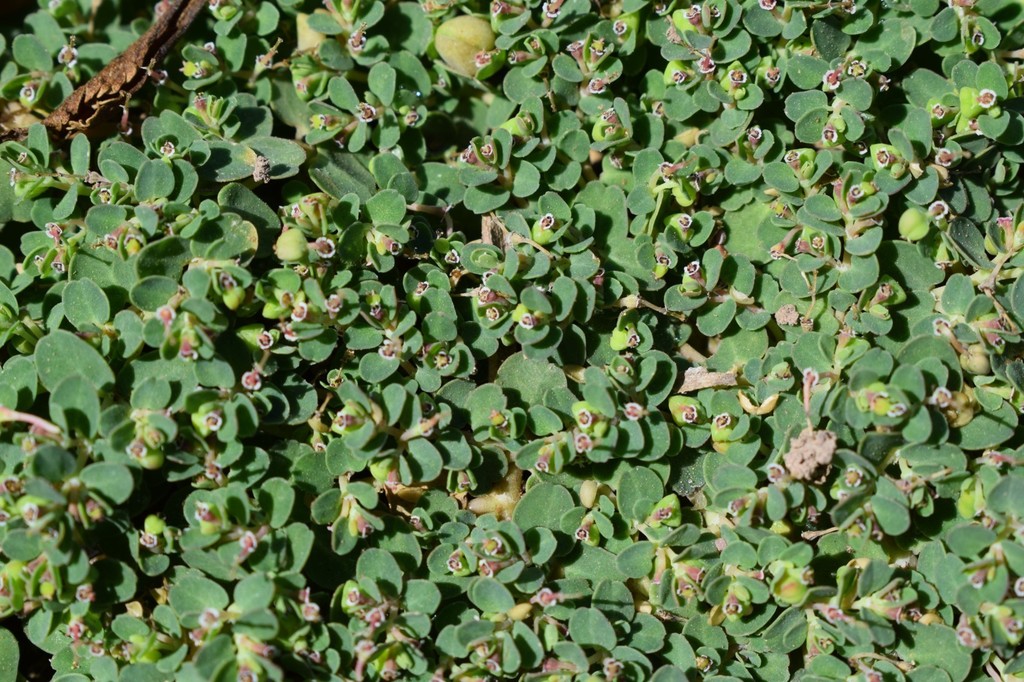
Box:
609 324 640 351
663 60 695 88
668 396 704 426
898 206 931 241
531 213 558 245
957 477 982 519
579 480 600 508
507 602 533 621
710 412 735 443
221 286 245 310
144 515 167 535
369 457 398 486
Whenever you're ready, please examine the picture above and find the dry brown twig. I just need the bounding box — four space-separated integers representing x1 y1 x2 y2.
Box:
0 0 208 143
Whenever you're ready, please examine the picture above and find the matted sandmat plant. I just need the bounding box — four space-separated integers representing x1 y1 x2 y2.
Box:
0 0 1023 679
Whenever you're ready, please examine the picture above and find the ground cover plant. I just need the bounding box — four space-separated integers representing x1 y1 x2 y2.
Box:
0 0 1023 679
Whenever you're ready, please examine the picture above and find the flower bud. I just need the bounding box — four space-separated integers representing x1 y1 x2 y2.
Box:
575 515 600 546
668 396 704 426
647 494 682 527
572 401 605 435
531 213 559 245
927 97 957 127
710 412 735 443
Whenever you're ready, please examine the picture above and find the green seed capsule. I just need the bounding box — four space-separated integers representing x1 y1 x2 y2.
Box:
434 15 496 78
144 515 167 535
275 229 309 262
898 206 931 241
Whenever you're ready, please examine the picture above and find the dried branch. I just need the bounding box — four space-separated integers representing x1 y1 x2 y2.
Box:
0 0 207 142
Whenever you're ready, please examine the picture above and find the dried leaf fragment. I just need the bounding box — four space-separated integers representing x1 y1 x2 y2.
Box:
784 428 837 483
678 366 737 393
775 304 800 326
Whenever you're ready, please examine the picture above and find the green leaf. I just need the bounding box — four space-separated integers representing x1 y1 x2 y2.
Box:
62 278 111 328
618 466 664 523
513 483 574 529
136 159 175 201
987 474 1024 517
464 184 511 214
12 34 51 71
218 183 281 258
356 548 404 596
760 607 808 653
70 134 91 177
469 577 515 613
495 352 568 407
256 478 295 529
50 375 100 437
947 217 991 268
811 19 851 62
168 575 230 615
616 541 656 579
895 623 971 682
35 330 115 392
786 55 829 89
130 276 179 312
135 236 191 279
871 494 910 536
309 148 376 201
568 607 617 650
763 162 800 193
366 188 407 225
512 161 540 198
80 463 134 504
0 628 18 682
368 62 397 105
86 204 128 235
